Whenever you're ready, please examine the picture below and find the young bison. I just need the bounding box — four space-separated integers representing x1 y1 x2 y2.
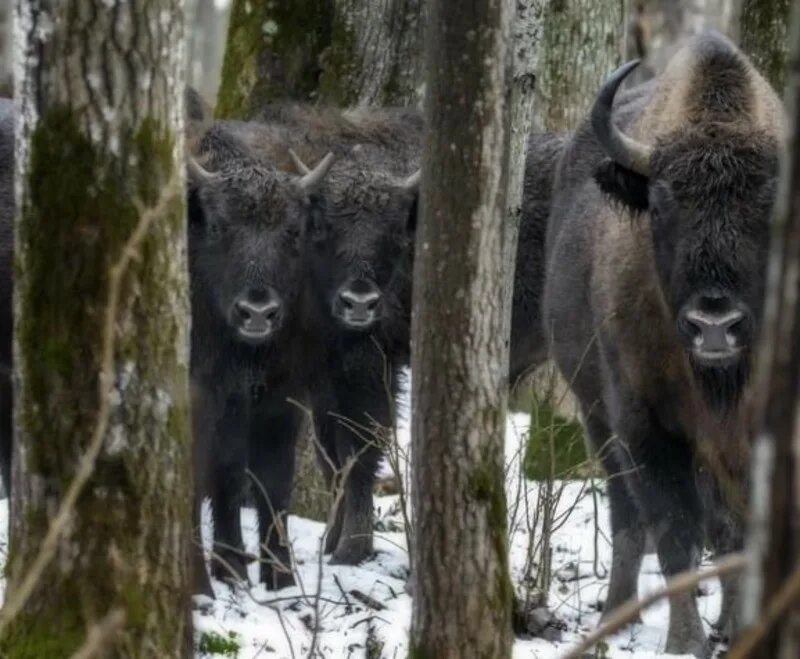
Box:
188 124 334 595
544 33 784 655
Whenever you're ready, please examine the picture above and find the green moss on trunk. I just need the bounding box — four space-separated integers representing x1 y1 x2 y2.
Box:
215 0 334 118
4 106 192 657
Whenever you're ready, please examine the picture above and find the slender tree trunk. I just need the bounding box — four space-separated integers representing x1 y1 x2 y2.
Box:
740 0 791 91
537 0 625 131
186 0 225 105
410 0 513 655
2 1 192 656
0 3 10 96
215 0 423 118
741 5 800 657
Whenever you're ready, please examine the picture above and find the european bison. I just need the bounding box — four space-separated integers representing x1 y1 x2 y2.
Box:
544 33 784 655
188 123 334 595
222 110 421 564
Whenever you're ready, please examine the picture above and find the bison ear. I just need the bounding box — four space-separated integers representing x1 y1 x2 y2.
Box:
594 159 649 213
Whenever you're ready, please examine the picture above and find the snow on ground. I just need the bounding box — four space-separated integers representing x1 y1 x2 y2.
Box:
0 411 723 658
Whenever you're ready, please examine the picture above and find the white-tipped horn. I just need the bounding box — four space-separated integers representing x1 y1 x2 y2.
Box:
400 169 421 192
187 157 219 183
297 152 335 191
288 148 312 175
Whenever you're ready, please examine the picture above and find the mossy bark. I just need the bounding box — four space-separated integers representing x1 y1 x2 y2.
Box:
410 0 514 654
317 0 423 106
4 1 192 657
215 0 422 118
740 0 791 92
215 0 334 118
537 0 625 131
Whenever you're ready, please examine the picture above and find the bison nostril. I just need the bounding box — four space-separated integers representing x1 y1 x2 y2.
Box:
235 302 252 322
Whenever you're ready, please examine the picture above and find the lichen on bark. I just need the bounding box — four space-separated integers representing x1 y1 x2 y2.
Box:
740 0 791 92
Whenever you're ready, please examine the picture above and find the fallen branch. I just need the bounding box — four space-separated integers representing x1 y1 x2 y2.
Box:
350 590 386 611
560 553 747 659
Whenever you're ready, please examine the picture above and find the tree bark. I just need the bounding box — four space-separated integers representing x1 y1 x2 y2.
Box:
215 0 423 119
186 0 227 106
537 0 625 131
0 2 10 96
410 0 513 655
3 1 192 656
317 0 423 106
740 5 800 657
740 0 791 91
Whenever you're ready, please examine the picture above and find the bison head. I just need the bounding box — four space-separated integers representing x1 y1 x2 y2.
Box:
592 60 779 408
300 152 418 336
188 153 333 346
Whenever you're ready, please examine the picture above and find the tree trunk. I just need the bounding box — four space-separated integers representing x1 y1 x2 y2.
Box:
740 6 800 657
409 0 513 655
186 0 227 106
2 1 192 656
317 0 423 106
537 0 625 131
0 2 10 96
740 0 791 91
215 0 423 118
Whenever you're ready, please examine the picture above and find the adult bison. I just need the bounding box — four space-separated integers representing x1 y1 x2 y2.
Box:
188 123 334 595
544 33 784 654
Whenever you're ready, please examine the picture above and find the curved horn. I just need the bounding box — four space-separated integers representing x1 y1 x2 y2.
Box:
590 60 653 176
288 148 312 175
297 152 335 191
399 169 421 192
187 157 220 183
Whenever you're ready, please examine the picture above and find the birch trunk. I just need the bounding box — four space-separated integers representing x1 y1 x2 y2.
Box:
741 6 800 657
2 1 192 655
410 0 513 654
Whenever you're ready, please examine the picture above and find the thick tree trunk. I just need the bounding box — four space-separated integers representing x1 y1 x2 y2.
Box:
318 0 423 106
409 0 513 655
537 0 625 131
215 0 423 118
2 1 192 656
741 6 800 657
740 0 791 91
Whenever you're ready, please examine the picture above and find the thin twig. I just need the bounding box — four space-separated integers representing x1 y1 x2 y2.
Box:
559 553 747 659
68 609 127 659
0 176 179 636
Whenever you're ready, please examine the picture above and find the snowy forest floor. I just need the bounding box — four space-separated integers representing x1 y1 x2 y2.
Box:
0 413 725 658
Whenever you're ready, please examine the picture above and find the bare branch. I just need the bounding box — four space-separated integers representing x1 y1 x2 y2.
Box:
559 553 748 659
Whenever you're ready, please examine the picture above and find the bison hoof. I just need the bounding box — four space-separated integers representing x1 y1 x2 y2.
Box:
261 565 296 590
323 529 340 555
330 538 373 566
211 551 249 584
